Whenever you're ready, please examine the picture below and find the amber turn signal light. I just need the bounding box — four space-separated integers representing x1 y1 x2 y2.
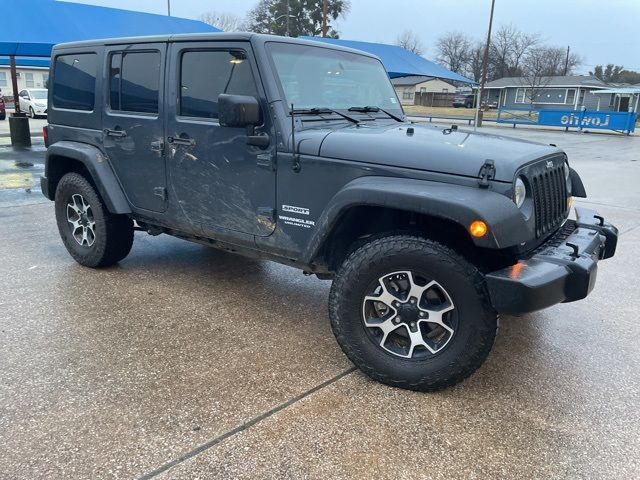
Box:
469 220 488 238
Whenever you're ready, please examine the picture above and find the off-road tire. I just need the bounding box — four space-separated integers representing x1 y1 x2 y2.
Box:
329 235 497 391
55 172 134 267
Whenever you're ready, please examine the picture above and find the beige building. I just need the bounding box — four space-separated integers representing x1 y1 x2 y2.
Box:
0 65 50 96
391 75 456 106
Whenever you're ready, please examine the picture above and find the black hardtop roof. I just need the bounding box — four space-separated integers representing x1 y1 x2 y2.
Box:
52 32 380 60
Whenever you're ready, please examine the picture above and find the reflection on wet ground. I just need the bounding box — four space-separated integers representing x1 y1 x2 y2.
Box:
0 144 47 207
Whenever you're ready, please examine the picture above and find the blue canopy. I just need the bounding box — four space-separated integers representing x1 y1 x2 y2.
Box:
0 0 219 57
301 37 476 85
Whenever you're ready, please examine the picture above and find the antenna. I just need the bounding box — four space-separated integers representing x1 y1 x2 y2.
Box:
291 103 300 172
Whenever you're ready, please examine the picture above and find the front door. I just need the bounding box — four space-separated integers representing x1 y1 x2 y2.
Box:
618 96 630 112
165 41 276 237
102 43 167 212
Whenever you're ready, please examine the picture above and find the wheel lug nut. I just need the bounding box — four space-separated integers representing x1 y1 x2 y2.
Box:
419 312 426 317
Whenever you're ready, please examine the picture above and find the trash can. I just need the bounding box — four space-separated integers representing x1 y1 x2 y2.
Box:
9 114 31 148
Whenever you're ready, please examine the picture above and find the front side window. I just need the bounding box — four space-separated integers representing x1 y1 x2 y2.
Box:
267 42 403 115
179 50 257 119
109 51 160 114
25 72 34 88
52 53 98 111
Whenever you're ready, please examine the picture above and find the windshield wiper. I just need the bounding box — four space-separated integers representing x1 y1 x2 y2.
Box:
348 106 403 122
291 107 360 125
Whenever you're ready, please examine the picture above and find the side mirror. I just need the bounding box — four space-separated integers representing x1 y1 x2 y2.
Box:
218 94 261 128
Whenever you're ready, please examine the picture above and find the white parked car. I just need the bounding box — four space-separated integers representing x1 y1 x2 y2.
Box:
18 88 48 118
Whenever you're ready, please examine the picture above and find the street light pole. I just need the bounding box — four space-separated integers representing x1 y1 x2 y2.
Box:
474 0 495 131
167 0 171 16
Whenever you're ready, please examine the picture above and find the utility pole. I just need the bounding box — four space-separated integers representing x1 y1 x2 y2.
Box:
322 0 328 37
564 45 570 76
167 0 171 16
474 0 495 130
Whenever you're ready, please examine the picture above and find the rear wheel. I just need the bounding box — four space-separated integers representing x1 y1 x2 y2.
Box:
54 172 134 267
329 235 497 391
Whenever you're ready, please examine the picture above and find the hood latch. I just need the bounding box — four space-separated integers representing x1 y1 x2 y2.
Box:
478 160 495 188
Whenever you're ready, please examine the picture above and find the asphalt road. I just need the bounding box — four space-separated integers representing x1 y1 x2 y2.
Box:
1 126 639 479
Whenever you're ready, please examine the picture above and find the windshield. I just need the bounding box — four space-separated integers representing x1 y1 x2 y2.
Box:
267 42 403 116
31 90 48 100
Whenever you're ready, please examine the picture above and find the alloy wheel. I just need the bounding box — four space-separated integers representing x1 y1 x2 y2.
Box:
362 270 457 359
66 194 96 247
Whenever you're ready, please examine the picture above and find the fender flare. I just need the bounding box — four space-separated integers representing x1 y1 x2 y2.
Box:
302 176 532 262
44 141 131 214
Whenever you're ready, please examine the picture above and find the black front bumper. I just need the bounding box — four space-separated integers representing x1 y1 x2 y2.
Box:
486 207 618 315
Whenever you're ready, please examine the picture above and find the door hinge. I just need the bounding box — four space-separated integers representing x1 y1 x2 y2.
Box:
150 140 164 155
256 152 275 170
153 187 167 201
478 159 496 188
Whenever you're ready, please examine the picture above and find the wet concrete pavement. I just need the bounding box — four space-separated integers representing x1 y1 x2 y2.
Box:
1 127 639 479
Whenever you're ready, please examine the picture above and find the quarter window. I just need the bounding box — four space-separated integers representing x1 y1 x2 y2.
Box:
109 51 161 114
52 53 98 111
179 50 257 119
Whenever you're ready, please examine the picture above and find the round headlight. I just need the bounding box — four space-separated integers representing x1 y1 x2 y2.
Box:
514 176 526 208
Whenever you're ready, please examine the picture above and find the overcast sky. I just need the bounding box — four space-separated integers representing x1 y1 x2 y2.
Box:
63 0 640 74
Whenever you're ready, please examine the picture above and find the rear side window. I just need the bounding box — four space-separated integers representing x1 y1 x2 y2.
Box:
52 53 98 111
180 50 257 119
109 51 161 114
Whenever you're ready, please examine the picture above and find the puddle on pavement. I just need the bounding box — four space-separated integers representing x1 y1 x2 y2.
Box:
0 159 46 207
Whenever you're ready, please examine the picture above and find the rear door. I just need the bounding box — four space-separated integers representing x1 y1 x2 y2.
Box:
102 43 167 212
165 41 276 236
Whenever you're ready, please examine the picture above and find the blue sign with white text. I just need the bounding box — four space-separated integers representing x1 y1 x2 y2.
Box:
497 108 637 134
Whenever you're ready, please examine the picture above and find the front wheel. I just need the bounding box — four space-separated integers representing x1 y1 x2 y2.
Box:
55 172 134 267
329 235 497 391
29 106 35 118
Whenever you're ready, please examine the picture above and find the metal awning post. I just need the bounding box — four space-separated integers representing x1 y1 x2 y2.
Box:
9 55 22 115
8 54 31 147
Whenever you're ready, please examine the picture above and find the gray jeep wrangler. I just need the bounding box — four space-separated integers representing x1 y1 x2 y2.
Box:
41 34 618 391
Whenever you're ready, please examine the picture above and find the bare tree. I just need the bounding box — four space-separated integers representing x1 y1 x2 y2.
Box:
520 47 554 108
198 11 245 32
395 30 424 56
488 24 539 79
435 32 472 74
466 42 484 82
511 30 539 74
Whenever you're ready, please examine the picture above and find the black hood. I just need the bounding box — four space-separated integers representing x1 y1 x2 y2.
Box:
296 122 563 182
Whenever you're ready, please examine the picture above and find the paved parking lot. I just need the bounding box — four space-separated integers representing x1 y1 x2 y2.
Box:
1 126 639 479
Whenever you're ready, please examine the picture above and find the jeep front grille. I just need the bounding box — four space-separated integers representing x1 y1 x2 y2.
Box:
531 162 568 238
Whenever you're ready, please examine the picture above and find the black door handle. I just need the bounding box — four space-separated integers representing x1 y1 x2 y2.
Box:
104 128 127 138
168 135 195 146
